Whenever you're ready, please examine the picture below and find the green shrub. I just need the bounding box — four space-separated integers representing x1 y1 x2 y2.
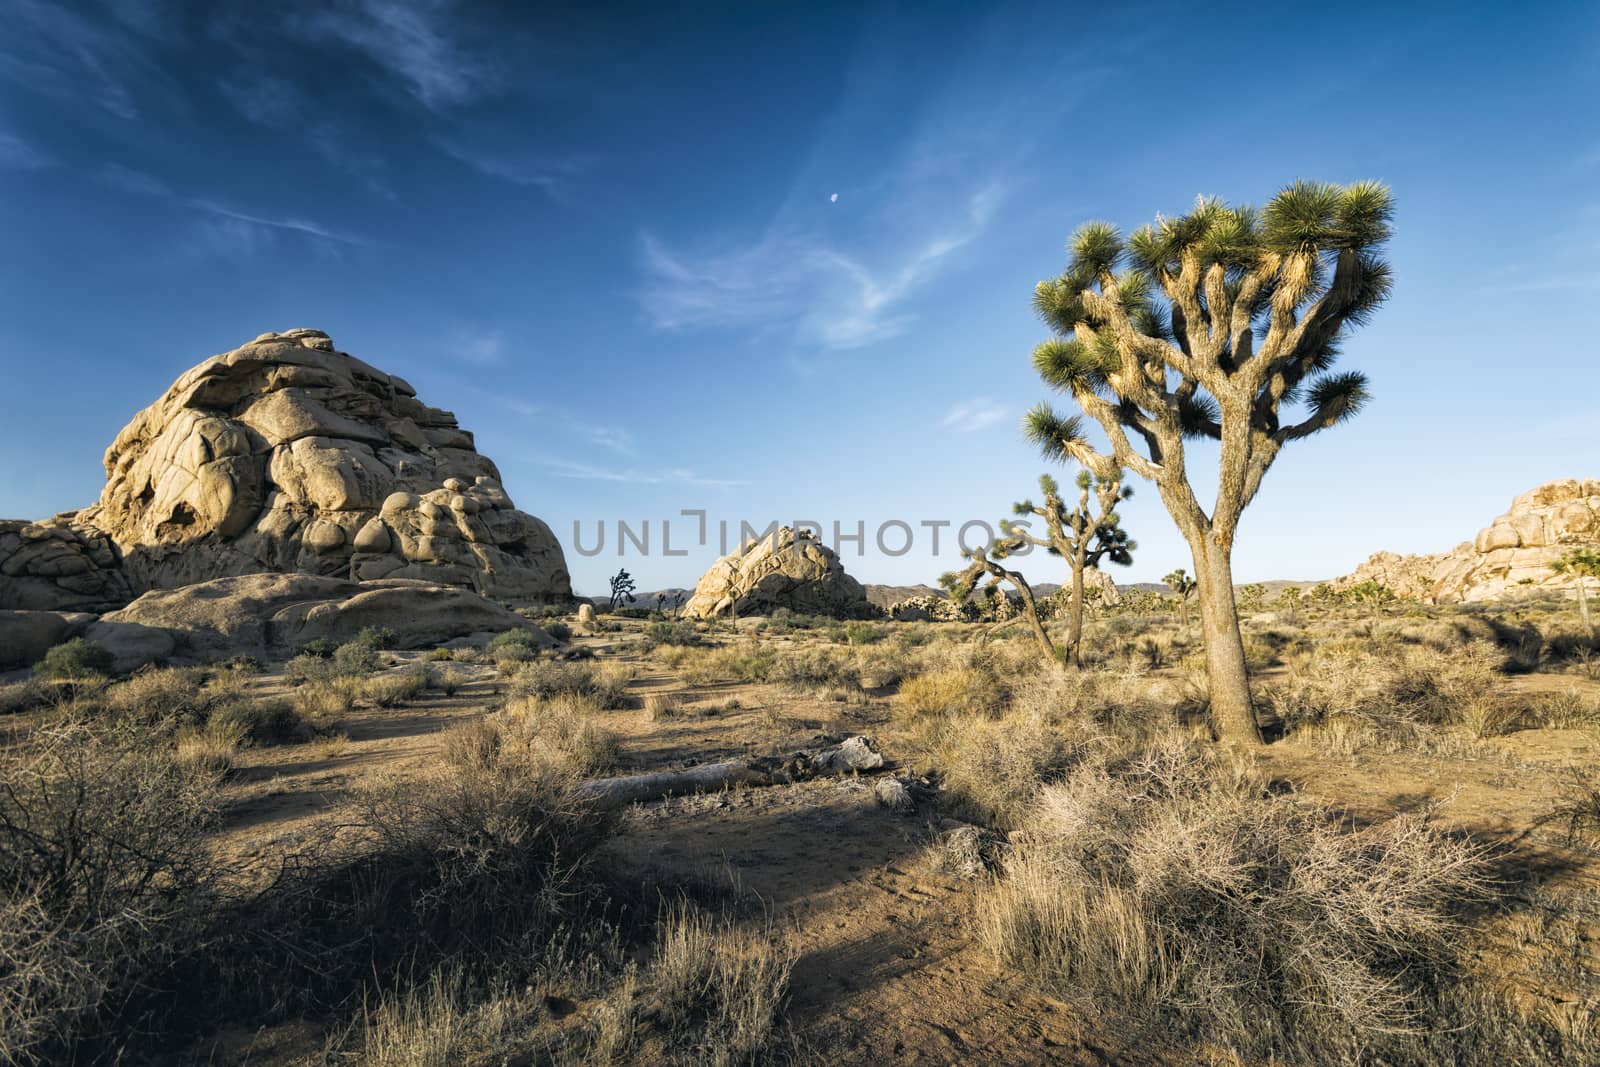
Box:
543 621 572 642
843 622 886 645
333 640 381 677
35 639 115 680
299 638 340 659
355 626 400 649
208 699 309 746
641 620 701 649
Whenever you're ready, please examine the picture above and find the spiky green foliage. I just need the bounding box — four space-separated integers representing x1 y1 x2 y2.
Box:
1030 180 1392 540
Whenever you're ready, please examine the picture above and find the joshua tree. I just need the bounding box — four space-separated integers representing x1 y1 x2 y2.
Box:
1238 583 1267 614
1002 470 1136 667
608 568 637 612
1343 579 1395 618
1163 567 1197 625
1028 180 1393 744
1553 548 1600 634
942 544 1058 664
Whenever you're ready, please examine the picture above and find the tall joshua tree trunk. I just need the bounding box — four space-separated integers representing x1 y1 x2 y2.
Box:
1192 533 1254 743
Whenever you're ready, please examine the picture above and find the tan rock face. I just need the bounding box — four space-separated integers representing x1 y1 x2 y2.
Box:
682 527 873 618
1339 478 1600 602
0 329 572 611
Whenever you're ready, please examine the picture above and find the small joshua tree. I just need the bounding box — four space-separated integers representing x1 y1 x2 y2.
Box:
942 545 1058 664
1028 180 1393 744
1163 567 1197 626
1002 470 1136 667
608 568 637 612
1343 579 1395 618
1238 584 1267 614
1553 548 1600 634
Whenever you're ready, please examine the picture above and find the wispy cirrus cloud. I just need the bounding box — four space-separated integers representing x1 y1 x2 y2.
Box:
939 398 1007 433
94 164 366 250
537 457 746 489
291 0 502 111
639 181 1004 351
0 131 52 170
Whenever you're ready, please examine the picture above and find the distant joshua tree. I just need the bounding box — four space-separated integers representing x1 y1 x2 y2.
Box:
1552 548 1600 634
1163 568 1197 626
1002 470 1136 668
608 568 637 612
1028 181 1396 743
942 546 1058 665
1238 583 1267 614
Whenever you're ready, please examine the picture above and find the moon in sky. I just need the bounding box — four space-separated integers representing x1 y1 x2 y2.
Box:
829 193 838 203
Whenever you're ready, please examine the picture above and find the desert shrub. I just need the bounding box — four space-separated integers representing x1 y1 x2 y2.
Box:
423 647 455 662
645 692 684 721
544 621 573 642
893 667 1002 722
645 904 793 1065
429 665 467 697
293 676 362 724
853 644 903 689
978 736 1490 1062
1526 689 1600 731
448 694 619 782
299 638 340 659
673 643 776 686
173 722 239 777
842 622 885 646
363 669 430 709
335 640 383 677
102 667 209 731
0 725 221 1061
208 699 308 746
929 711 1078 828
641 620 701 649
356 626 400 649
507 660 633 709
0 679 54 716
35 639 115 681
769 647 859 696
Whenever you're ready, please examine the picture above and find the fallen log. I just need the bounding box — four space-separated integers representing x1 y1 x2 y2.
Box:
575 735 885 808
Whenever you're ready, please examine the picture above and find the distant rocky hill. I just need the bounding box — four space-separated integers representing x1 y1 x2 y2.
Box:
863 583 944 610
1338 478 1599 602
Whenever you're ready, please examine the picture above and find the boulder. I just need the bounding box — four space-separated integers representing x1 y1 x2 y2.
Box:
87 572 555 670
0 329 572 612
0 610 97 670
682 527 874 619
1337 478 1600 603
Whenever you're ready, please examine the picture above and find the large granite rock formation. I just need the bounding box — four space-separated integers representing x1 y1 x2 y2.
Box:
84 573 557 672
682 527 874 619
0 329 572 613
1339 478 1600 602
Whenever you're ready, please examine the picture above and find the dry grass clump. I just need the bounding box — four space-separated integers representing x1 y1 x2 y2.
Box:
640 904 793 1066
978 734 1492 1062
446 693 619 783
293 675 364 723
645 692 685 721
768 646 859 697
0 678 56 716
668 642 776 686
926 711 1078 828
506 660 634 709
362 668 431 709
429 664 467 696
0 724 221 1062
894 667 1002 723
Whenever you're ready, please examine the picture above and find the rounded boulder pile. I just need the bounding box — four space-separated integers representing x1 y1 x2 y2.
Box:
0 329 572 612
682 526 874 619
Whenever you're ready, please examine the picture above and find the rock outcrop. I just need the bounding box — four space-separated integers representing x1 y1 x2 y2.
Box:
1339 478 1600 602
0 329 572 613
85 573 556 672
887 569 1120 622
682 527 873 619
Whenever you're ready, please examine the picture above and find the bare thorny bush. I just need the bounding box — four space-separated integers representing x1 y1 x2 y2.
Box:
0 724 223 1062
977 734 1507 1063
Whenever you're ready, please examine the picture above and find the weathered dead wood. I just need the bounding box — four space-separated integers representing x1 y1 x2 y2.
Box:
575 735 885 808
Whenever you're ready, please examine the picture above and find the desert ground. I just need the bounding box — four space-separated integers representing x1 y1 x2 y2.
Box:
5 591 1598 1065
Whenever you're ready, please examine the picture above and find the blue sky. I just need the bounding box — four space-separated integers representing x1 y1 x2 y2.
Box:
1 0 1596 596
